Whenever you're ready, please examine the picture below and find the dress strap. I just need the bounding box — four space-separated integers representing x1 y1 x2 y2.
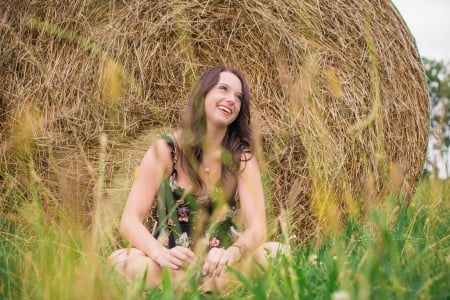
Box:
160 133 178 178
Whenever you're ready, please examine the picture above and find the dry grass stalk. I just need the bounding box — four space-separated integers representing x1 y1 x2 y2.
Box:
0 0 429 242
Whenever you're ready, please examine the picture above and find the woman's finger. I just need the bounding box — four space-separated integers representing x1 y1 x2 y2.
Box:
214 251 232 277
168 254 184 268
169 247 187 261
205 248 227 277
202 248 219 276
162 260 181 270
154 252 181 270
181 246 196 259
169 246 195 266
172 246 195 259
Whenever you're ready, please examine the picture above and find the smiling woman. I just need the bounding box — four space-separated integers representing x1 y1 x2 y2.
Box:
1 0 430 265
108 65 285 292
204 72 242 129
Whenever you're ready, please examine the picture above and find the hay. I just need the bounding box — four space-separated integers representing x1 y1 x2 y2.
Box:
0 0 429 242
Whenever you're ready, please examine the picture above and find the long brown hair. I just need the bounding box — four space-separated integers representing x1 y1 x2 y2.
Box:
178 65 253 200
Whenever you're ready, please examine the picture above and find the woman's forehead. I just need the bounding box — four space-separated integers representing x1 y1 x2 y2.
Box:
218 71 242 92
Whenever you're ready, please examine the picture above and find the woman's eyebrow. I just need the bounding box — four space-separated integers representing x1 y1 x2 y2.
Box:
219 82 241 92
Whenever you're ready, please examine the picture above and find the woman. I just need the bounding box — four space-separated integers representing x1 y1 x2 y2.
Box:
109 65 283 291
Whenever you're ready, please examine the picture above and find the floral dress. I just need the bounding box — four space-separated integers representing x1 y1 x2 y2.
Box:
152 134 240 250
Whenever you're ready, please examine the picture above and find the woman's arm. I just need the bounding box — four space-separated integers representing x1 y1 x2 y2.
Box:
120 138 194 269
202 153 267 277
233 153 267 251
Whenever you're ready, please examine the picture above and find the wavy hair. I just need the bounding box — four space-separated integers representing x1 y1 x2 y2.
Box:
178 65 253 200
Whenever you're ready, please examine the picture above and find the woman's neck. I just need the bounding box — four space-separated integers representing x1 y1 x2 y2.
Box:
203 126 226 154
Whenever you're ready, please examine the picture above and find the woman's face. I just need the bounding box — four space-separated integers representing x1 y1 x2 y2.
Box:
204 71 243 129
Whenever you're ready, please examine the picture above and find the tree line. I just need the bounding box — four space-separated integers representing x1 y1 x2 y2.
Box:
422 57 450 178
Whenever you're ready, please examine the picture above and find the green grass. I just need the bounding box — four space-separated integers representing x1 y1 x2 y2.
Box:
1 176 449 299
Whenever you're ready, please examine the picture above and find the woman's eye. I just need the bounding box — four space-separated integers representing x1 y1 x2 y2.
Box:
219 85 227 91
236 95 242 101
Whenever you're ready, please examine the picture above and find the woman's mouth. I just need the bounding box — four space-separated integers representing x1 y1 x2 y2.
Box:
217 105 232 116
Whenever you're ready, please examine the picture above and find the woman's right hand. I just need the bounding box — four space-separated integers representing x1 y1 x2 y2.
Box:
152 246 196 270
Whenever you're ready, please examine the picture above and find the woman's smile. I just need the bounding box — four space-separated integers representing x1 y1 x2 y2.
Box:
204 71 242 127
217 104 232 116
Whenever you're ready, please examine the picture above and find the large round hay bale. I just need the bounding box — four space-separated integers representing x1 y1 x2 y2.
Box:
0 0 429 241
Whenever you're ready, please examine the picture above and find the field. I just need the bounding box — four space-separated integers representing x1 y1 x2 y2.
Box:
0 1 446 299
1 166 449 299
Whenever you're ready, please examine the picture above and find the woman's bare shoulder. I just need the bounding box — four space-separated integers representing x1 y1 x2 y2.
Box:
140 136 175 177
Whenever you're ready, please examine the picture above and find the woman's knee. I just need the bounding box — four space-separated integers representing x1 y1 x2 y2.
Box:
108 248 145 265
108 248 166 287
168 268 187 282
261 242 289 257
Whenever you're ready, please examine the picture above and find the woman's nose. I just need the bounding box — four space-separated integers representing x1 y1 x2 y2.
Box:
225 93 237 104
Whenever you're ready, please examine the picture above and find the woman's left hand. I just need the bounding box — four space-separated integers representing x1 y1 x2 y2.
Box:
202 246 241 278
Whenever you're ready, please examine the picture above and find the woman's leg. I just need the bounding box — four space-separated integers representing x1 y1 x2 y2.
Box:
254 241 289 266
199 241 289 293
108 248 186 288
109 242 287 292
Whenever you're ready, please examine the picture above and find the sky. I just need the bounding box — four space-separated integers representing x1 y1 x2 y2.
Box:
392 0 450 178
391 0 450 62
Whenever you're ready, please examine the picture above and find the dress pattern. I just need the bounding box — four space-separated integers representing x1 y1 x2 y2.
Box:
152 134 240 250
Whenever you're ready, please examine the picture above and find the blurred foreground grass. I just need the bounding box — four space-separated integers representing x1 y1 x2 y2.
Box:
1 174 449 299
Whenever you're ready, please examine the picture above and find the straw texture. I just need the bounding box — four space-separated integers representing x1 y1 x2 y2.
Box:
0 0 429 241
